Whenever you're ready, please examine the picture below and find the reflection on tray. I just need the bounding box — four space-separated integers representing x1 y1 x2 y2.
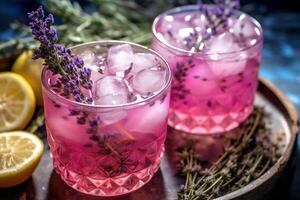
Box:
47 169 167 200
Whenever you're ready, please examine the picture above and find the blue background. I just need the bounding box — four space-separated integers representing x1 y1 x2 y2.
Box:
0 0 299 199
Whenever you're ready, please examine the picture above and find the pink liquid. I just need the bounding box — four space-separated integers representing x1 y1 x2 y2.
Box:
152 7 263 134
42 42 171 196
44 87 170 196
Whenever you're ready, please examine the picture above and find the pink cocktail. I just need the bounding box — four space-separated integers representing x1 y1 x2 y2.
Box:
152 5 263 134
42 41 172 196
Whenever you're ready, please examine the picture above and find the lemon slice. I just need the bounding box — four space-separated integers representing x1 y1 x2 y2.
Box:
0 72 36 132
0 131 44 188
12 51 43 106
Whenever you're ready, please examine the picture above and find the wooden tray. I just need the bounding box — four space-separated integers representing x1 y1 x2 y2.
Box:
0 79 298 200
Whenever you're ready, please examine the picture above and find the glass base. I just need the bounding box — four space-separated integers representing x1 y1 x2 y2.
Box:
55 164 159 196
168 105 253 134
47 131 164 196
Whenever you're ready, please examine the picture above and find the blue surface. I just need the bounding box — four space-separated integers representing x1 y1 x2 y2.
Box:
0 1 299 199
260 13 300 113
258 12 300 199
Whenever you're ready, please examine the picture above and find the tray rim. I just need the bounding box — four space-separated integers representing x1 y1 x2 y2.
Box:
216 78 299 200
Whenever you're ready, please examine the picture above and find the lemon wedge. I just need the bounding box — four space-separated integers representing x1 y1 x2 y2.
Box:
0 131 43 188
0 72 36 132
12 51 43 105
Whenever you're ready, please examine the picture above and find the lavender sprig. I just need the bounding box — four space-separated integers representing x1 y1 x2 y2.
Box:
191 0 240 52
198 0 240 10
28 6 92 103
27 6 135 149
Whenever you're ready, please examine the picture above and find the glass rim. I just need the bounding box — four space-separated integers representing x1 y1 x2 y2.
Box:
41 40 172 110
152 4 263 57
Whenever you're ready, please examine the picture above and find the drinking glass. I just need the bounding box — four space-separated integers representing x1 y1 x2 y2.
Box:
152 5 263 134
42 41 172 196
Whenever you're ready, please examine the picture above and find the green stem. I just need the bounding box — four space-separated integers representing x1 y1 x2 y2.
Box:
249 154 263 174
201 175 223 194
256 160 270 177
76 19 91 33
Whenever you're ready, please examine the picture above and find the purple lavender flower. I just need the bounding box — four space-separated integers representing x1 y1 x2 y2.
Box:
198 0 240 30
28 6 92 103
191 0 240 51
214 0 240 10
197 0 240 9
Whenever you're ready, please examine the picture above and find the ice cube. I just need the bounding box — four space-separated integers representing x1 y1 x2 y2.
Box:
95 94 127 105
47 116 88 143
89 70 104 83
207 59 247 77
94 76 129 105
46 103 87 143
207 32 240 54
125 93 170 133
174 26 197 50
85 63 104 83
231 14 257 38
177 27 195 40
160 17 194 50
162 18 190 35
79 50 105 82
160 15 175 32
79 50 96 65
184 63 218 97
131 53 156 74
107 44 134 74
131 69 165 94
192 13 208 32
100 110 127 125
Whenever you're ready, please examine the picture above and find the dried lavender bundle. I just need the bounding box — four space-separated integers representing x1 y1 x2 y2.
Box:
177 107 281 200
